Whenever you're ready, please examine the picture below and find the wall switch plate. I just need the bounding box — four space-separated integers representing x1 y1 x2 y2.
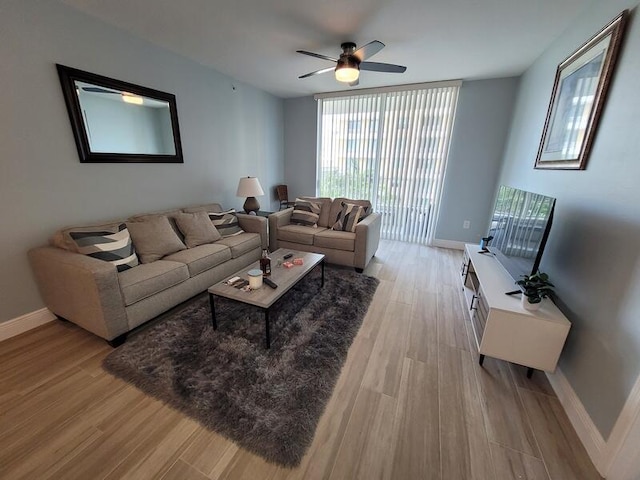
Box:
463 220 471 229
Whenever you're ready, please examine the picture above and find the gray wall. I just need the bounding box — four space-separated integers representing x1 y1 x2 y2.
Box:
283 96 318 199
282 79 519 243
0 0 283 323
498 0 640 438
435 78 519 243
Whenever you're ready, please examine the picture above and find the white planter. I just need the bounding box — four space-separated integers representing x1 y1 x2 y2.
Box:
521 295 542 311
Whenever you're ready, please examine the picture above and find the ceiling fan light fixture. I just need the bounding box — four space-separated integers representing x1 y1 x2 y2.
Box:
335 55 360 83
335 65 359 83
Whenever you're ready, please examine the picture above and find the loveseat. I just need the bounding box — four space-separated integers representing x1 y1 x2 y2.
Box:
268 197 381 271
28 203 267 345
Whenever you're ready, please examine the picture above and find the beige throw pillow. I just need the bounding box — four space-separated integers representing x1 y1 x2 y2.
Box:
175 211 222 248
126 215 186 263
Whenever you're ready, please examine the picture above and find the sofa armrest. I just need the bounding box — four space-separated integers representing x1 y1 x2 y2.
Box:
268 208 293 251
354 212 382 270
28 246 128 340
236 214 268 250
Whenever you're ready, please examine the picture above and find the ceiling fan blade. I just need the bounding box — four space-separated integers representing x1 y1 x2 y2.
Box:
360 61 407 73
299 66 335 79
353 40 385 61
348 78 360 87
296 50 338 62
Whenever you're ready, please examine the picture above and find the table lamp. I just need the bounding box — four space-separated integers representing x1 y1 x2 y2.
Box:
236 176 265 214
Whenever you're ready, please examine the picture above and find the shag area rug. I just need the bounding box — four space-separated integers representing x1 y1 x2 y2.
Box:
103 266 379 467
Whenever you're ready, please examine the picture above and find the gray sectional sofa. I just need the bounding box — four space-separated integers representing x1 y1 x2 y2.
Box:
268 197 381 271
28 203 267 345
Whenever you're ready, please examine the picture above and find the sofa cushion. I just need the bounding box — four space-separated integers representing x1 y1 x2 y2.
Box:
175 211 222 248
67 223 139 272
290 198 322 227
314 229 356 251
118 260 189 306
278 225 327 246
297 196 332 227
209 209 244 237
332 202 365 232
329 198 373 226
216 232 261 258
126 216 187 264
163 243 231 276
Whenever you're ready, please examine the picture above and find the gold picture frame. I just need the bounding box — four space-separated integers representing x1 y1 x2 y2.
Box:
535 10 628 170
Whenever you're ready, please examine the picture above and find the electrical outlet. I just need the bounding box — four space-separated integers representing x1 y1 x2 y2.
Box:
463 220 470 229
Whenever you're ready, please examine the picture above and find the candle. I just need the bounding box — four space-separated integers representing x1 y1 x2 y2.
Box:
248 269 263 289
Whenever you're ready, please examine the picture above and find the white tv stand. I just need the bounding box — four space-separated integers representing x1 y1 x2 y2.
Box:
461 244 571 377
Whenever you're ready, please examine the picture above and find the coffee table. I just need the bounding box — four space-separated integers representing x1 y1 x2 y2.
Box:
207 249 325 348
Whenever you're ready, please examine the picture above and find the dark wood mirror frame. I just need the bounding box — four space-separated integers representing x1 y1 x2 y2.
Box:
56 64 184 163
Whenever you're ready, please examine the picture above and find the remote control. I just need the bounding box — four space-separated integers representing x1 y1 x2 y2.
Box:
234 279 249 289
263 277 278 289
283 253 293 259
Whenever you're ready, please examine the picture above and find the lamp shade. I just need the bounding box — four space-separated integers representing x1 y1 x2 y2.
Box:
236 177 264 197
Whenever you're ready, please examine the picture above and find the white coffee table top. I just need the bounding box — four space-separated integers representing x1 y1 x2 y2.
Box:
207 249 325 309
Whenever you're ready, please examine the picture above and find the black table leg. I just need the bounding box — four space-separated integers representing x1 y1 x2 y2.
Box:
479 354 485 366
265 308 270 349
209 293 217 330
321 259 325 288
527 367 534 379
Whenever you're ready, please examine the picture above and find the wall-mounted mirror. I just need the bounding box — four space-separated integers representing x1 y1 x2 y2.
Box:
56 64 184 163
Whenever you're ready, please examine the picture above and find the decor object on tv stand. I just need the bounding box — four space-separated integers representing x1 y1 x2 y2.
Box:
516 272 555 312
237 176 265 214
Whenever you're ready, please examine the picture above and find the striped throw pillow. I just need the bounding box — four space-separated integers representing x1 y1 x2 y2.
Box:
209 209 244 237
332 202 365 232
69 223 138 272
291 198 321 227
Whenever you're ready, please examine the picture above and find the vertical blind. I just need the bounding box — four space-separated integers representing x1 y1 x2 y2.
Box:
316 82 460 244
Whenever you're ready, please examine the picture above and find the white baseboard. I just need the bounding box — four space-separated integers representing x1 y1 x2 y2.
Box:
0 308 56 342
601 372 640 479
546 368 606 475
431 239 466 250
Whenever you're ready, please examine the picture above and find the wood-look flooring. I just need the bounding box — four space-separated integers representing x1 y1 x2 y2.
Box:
0 240 602 479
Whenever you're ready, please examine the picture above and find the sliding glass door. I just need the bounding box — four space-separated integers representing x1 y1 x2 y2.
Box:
317 82 460 244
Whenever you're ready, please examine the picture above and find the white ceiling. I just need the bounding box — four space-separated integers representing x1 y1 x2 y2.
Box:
61 0 595 99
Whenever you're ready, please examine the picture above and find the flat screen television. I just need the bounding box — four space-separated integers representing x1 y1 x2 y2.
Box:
486 185 556 282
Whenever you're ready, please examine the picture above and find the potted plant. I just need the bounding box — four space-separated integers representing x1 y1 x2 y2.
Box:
516 272 554 311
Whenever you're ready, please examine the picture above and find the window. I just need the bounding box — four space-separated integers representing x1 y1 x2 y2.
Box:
316 82 460 244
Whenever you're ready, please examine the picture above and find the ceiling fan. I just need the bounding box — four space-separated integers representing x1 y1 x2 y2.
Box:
297 40 406 86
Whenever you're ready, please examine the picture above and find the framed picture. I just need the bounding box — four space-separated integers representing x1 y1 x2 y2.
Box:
535 10 628 170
